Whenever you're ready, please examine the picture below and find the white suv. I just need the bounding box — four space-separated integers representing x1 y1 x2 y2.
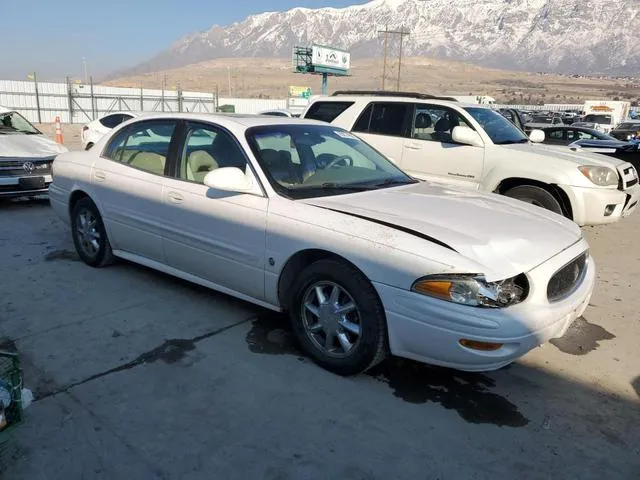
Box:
301 92 640 226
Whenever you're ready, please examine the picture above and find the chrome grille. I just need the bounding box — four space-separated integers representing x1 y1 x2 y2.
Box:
0 159 52 176
547 252 588 303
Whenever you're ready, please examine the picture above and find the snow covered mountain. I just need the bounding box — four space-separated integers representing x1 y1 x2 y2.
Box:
115 0 640 77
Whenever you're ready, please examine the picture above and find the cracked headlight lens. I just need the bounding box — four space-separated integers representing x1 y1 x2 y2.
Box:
412 274 529 308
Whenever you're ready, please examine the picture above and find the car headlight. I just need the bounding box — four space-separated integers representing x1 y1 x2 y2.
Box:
411 274 529 308
578 166 619 186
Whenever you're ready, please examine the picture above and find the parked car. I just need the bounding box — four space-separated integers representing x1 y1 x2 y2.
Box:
609 120 640 141
540 126 619 146
539 125 640 162
497 108 532 130
81 111 139 150
0 106 67 199
49 113 595 376
258 109 300 118
301 91 640 226
561 111 580 125
524 114 564 131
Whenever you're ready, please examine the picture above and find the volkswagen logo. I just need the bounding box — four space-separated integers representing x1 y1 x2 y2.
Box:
23 161 35 174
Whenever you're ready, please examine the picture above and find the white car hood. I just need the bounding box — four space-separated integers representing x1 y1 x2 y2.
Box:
0 134 68 158
303 182 582 280
502 143 625 167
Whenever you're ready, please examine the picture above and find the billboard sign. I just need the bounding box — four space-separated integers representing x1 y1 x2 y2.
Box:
311 45 350 73
289 86 313 99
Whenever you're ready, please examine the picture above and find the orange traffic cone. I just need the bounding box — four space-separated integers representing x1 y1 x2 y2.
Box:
55 116 63 144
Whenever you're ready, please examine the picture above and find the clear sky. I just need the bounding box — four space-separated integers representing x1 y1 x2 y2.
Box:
1 0 366 81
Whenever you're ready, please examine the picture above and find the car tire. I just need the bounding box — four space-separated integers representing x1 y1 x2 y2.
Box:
85 143 94 151
504 185 564 216
288 259 388 376
70 197 114 267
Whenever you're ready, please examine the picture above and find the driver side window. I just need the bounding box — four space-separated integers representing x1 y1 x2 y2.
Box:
412 105 472 143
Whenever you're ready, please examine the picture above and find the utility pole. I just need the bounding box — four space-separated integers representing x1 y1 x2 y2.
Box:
82 57 88 84
379 25 389 90
378 26 410 91
396 26 409 91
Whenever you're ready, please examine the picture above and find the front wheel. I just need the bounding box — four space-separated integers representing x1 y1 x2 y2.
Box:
504 185 564 216
288 259 388 376
71 197 114 267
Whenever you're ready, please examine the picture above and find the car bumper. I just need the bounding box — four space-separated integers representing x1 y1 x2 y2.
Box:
0 175 52 199
374 240 595 372
560 183 640 226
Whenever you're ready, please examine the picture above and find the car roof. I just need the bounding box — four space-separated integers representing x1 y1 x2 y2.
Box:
124 112 327 128
310 95 482 109
98 111 141 118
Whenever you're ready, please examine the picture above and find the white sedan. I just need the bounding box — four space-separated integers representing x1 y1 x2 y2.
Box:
81 111 139 150
49 113 595 375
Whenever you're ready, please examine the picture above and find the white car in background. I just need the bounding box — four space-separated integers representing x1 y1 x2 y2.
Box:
81 111 139 150
0 106 67 199
301 92 639 226
49 113 594 376
258 109 300 118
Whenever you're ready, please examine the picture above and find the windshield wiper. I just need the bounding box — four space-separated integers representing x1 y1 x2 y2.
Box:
495 138 529 145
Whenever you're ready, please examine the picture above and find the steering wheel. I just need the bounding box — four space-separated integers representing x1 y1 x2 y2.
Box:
325 155 353 169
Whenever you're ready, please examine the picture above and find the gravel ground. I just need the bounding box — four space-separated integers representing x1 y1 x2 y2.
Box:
0 145 638 479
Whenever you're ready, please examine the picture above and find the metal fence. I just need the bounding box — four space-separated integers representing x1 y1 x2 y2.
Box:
0 78 289 124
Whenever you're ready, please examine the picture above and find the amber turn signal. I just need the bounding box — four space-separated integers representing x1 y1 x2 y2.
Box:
459 339 503 351
412 280 452 300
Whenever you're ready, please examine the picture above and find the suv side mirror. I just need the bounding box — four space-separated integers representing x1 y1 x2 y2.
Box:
451 126 484 147
203 167 261 195
529 129 545 143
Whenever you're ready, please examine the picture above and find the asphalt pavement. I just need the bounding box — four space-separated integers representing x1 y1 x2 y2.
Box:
0 198 639 480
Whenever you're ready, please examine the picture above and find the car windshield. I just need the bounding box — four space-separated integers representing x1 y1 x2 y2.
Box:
0 111 41 134
617 122 640 130
245 124 418 199
464 107 529 145
584 114 612 124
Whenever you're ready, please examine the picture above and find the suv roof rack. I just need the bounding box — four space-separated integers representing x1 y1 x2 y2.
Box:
331 90 458 101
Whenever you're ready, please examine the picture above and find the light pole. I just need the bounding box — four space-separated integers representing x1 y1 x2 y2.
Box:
82 57 88 84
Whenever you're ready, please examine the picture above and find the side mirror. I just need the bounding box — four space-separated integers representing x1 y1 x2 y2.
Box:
203 167 258 194
452 126 484 147
529 129 545 143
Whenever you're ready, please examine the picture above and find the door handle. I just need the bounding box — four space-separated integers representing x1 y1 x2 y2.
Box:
93 170 106 182
167 191 184 204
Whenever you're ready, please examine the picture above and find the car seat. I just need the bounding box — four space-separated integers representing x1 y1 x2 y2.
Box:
128 151 165 176
414 113 433 140
261 149 296 183
188 150 218 183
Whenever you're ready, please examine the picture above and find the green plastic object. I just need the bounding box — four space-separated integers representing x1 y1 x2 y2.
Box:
217 104 236 113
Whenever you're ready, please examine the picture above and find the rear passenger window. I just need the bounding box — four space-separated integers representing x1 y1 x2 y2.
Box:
100 114 125 129
104 121 176 176
304 101 354 123
353 102 410 137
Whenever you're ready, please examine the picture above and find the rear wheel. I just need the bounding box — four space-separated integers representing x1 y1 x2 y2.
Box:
288 259 388 376
71 197 114 267
504 185 564 216
85 142 94 151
